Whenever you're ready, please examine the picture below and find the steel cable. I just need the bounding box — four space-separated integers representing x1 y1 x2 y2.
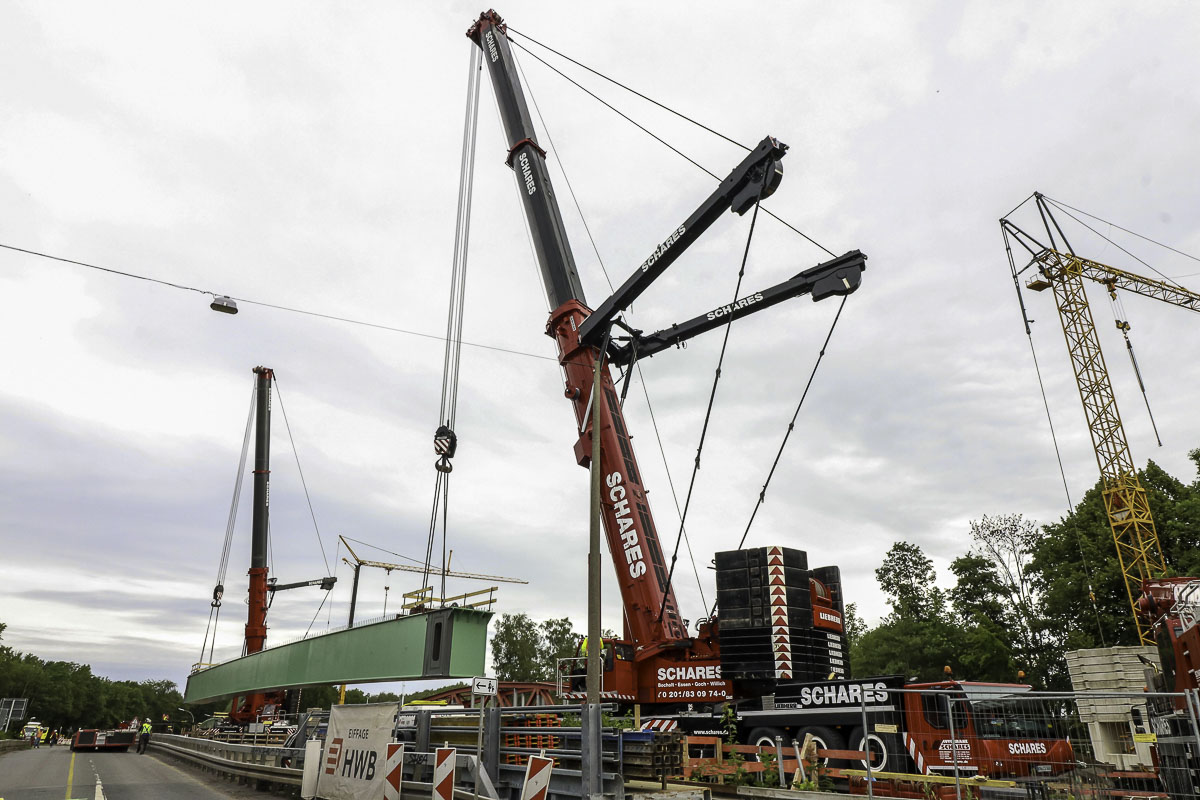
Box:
734 295 848 552
1002 225 1107 645
200 382 257 663
273 376 332 574
657 196 764 624
514 46 710 611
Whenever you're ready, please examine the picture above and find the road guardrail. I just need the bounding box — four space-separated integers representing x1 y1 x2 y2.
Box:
151 733 304 788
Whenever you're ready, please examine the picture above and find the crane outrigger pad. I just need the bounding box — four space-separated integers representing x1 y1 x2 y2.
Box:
183 608 491 704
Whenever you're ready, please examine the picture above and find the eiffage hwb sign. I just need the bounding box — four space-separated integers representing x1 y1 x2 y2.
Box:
316 703 398 800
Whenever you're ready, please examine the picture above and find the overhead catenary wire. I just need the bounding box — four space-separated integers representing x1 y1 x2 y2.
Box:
0 241 554 362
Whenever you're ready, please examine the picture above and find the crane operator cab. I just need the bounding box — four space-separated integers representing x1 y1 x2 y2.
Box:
567 638 634 694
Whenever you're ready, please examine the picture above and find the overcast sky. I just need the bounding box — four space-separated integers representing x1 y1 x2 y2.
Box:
2 2 1199 696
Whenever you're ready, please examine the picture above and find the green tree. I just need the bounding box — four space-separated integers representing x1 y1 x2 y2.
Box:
947 554 1019 681
852 542 962 680
491 613 544 681
1022 451 1200 686
842 603 864 649
538 617 580 678
951 513 1050 684
490 614 581 681
0 621 189 733
875 541 943 619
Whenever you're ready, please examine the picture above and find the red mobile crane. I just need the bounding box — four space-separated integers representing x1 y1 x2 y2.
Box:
468 9 865 707
224 367 336 725
468 11 1071 778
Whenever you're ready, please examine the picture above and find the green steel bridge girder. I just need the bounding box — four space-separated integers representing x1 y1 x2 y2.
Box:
184 608 491 704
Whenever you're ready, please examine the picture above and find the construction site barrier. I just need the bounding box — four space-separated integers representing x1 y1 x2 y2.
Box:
681 686 1200 800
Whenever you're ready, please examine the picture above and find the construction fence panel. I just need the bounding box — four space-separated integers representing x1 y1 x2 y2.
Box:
841 687 1200 800
403 703 625 800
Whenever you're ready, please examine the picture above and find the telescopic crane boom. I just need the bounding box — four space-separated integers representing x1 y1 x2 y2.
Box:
1002 194 1200 644
468 10 866 702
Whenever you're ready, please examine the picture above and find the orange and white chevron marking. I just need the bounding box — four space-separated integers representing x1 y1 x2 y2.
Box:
519 755 554 800
384 741 405 800
434 747 456 800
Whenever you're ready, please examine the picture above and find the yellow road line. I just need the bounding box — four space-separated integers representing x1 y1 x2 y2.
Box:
66 751 76 799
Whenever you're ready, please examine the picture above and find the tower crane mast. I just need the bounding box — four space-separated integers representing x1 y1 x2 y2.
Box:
1002 193 1200 644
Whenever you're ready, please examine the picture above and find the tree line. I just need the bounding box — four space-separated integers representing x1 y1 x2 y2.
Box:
850 449 1200 689
0 622 187 736
489 450 1200 692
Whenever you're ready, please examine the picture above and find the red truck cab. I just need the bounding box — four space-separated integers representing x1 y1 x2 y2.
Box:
901 681 1074 778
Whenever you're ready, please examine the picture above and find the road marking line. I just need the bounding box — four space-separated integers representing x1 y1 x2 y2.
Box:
66 751 76 799
94 774 105 800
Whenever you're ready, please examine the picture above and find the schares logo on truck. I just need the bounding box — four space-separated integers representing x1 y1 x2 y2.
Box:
1008 742 1048 755
657 665 722 681
794 681 889 707
607 472 647 578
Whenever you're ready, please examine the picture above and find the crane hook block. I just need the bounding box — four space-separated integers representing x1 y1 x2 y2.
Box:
435 424 457 473
434 425 458 458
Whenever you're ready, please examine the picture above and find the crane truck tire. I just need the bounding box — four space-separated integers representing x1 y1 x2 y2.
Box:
849 727 890 772
798 726 844 767
747 726 788 752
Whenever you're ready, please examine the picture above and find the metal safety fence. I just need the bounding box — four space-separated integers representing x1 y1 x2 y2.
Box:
747 685 1200 800
400 703 625 800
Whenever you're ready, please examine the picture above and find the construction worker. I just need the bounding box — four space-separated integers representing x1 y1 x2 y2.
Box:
137 718 152 753
579 636 588 657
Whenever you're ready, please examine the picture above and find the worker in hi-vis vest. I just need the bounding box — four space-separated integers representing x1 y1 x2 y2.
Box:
137 719 152 754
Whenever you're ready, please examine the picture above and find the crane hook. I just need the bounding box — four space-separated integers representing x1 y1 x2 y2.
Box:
434 424 457 473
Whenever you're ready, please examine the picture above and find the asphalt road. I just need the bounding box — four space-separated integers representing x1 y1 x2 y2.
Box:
0 744 270 800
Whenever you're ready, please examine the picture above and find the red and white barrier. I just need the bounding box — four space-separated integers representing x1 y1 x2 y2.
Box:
433 747 456 800
384 742 404 800
519 755 554 800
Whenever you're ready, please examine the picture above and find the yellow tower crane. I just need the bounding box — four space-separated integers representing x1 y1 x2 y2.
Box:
1002 193 1200 645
